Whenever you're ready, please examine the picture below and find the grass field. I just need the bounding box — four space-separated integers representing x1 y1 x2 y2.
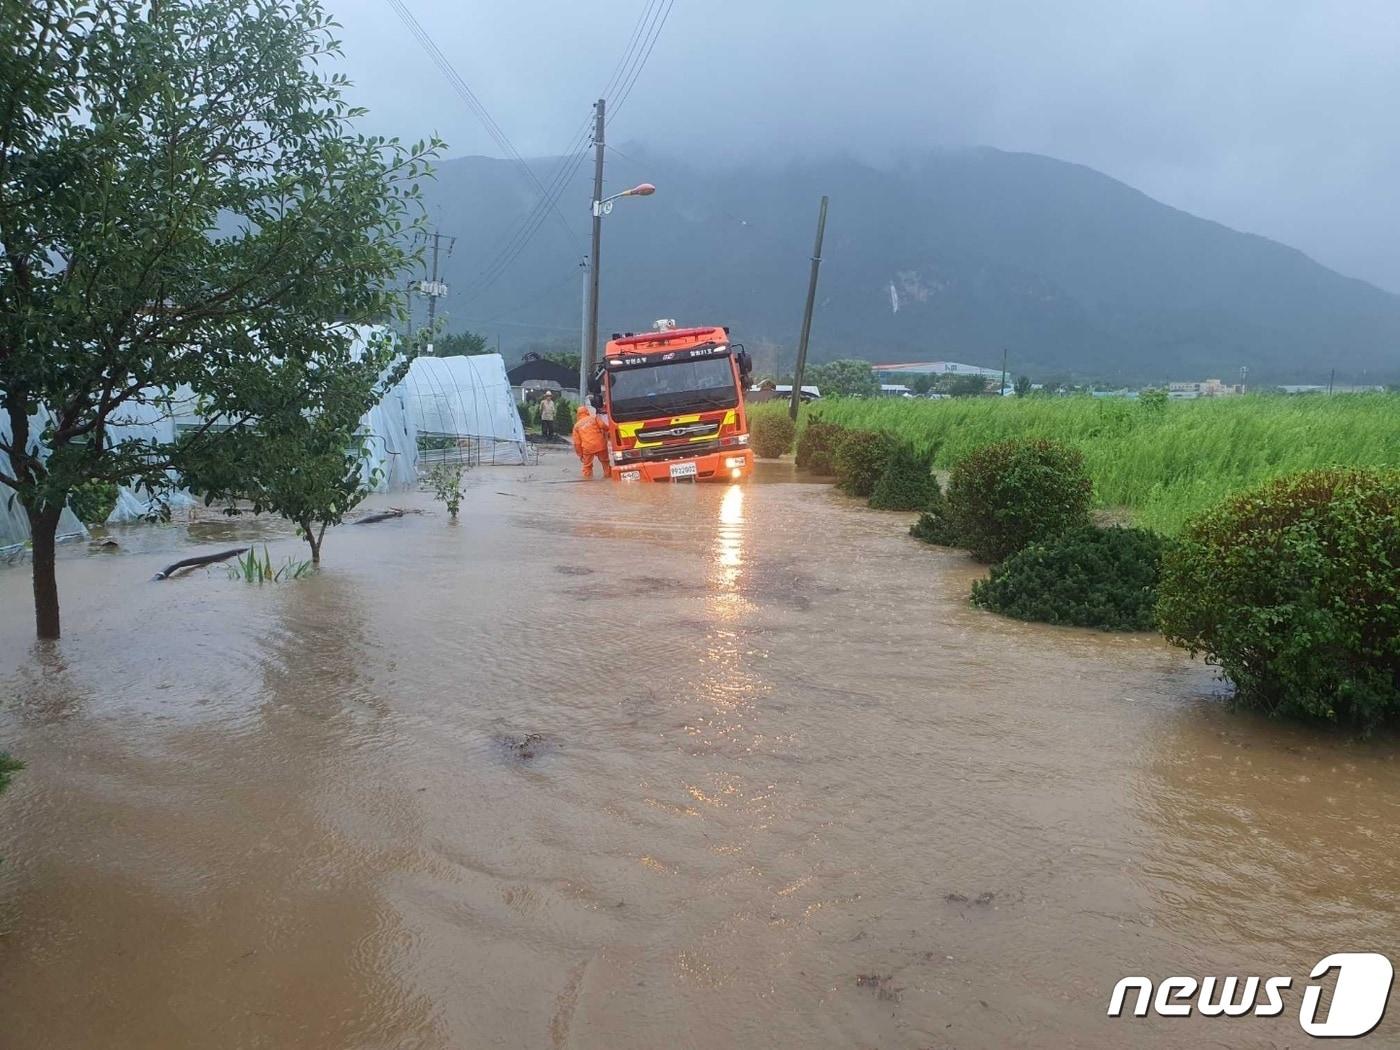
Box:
755 393 1400 534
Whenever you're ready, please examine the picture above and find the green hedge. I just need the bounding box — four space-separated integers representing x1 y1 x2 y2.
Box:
833 431 899 498
944 438 1093 562
971 526 1168 631
750 408 797 458
1157 468 1400 730
869 442 938 510
795 419 851 475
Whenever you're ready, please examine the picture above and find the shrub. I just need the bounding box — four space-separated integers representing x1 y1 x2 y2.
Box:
428 462 465 519
971 526 1169 631
832 430 899 498
1156 468 1400 730
869 442 938 510
795 419 850 475
750 409 797 458
944 438 1093 562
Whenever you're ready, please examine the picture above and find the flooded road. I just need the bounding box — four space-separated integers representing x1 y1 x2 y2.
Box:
1 450 1397 1049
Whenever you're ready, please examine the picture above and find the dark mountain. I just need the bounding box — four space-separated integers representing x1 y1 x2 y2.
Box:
420 148 1400 384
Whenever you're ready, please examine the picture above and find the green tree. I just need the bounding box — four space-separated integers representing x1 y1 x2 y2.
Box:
0 0 437 637
180 331 409 564
807 359 879 398
909 374 935 395
432 330 489 357
541 351 582 373
1013 375 1032 398
938 374 989 398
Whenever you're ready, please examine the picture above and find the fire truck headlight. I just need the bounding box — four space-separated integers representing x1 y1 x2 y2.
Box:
611 450 623 462
724 456 746 469
730 468 742 479
735 434 749 444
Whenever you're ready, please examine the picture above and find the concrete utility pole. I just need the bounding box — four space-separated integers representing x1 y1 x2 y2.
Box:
585 98 606 387
790 195 829 422
578 256 590 399
1000 348 1008 397
425 230 455 332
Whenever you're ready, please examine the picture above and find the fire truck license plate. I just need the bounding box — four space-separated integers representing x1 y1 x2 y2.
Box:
669 461 698 479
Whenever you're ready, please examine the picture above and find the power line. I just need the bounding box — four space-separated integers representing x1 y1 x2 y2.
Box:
455 0 668 300
383 0 578 249
609 0 677 122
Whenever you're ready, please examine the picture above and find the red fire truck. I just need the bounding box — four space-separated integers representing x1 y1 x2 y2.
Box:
590 322 754 482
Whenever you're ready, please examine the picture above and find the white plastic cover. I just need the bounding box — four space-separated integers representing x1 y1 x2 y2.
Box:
102 391 199 523
0 405 90 553
395 354 528 465
360 384 419 492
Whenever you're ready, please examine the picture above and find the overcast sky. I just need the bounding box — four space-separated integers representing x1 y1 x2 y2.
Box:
326 0 1400 292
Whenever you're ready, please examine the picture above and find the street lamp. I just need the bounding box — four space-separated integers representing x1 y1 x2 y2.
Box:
583 182 656 403
592 182 656 217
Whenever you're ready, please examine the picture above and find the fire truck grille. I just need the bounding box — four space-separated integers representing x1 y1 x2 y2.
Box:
636 422 719 443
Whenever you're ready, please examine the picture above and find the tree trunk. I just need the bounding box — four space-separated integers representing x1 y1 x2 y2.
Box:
304 519 323 565
28 504 63 640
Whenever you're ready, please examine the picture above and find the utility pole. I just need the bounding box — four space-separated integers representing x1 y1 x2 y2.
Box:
790 195 829 422
419 229 455 341
585 98 606 390
578 256 591 400
1000 348 1008 397
1328 367 1336 395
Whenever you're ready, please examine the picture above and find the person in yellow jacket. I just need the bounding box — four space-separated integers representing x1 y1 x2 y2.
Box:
571 405 609 479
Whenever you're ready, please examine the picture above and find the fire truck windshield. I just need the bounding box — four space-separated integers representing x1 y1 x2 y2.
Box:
607 355 737 420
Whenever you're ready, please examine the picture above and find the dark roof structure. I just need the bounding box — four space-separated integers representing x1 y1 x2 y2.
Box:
506 354 577 387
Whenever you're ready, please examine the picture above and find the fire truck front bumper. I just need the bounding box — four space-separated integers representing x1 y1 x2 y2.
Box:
611 448 753 483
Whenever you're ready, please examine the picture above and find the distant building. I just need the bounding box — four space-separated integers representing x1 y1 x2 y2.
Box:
879 383 914 397
1168 378 1242 399
862 361 1008 378
1278 384 1386 394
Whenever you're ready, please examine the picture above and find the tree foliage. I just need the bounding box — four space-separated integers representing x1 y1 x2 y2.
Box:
1157 468 1400 730
1013 375 1032 398
432 330 489 357
937 374 990 398
180 331 409 563
807 359 879 398
0 0 438 636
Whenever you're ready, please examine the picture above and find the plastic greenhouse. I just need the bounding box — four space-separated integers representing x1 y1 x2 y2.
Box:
0 407 89 554
395 354 529 466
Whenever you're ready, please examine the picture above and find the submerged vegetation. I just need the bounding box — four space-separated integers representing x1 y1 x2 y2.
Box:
785 395 1398 725
428 463 466 519
806 393 1400 534
226 546 314 584
972 526 1169 631
0 752 21 797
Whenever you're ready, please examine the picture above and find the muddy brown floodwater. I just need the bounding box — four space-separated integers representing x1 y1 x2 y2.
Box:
1 450 1398 1049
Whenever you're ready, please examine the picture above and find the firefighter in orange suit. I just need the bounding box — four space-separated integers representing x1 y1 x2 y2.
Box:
571 405 608 479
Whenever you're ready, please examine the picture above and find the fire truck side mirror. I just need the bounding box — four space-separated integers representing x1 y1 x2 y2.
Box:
733 347 752 386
